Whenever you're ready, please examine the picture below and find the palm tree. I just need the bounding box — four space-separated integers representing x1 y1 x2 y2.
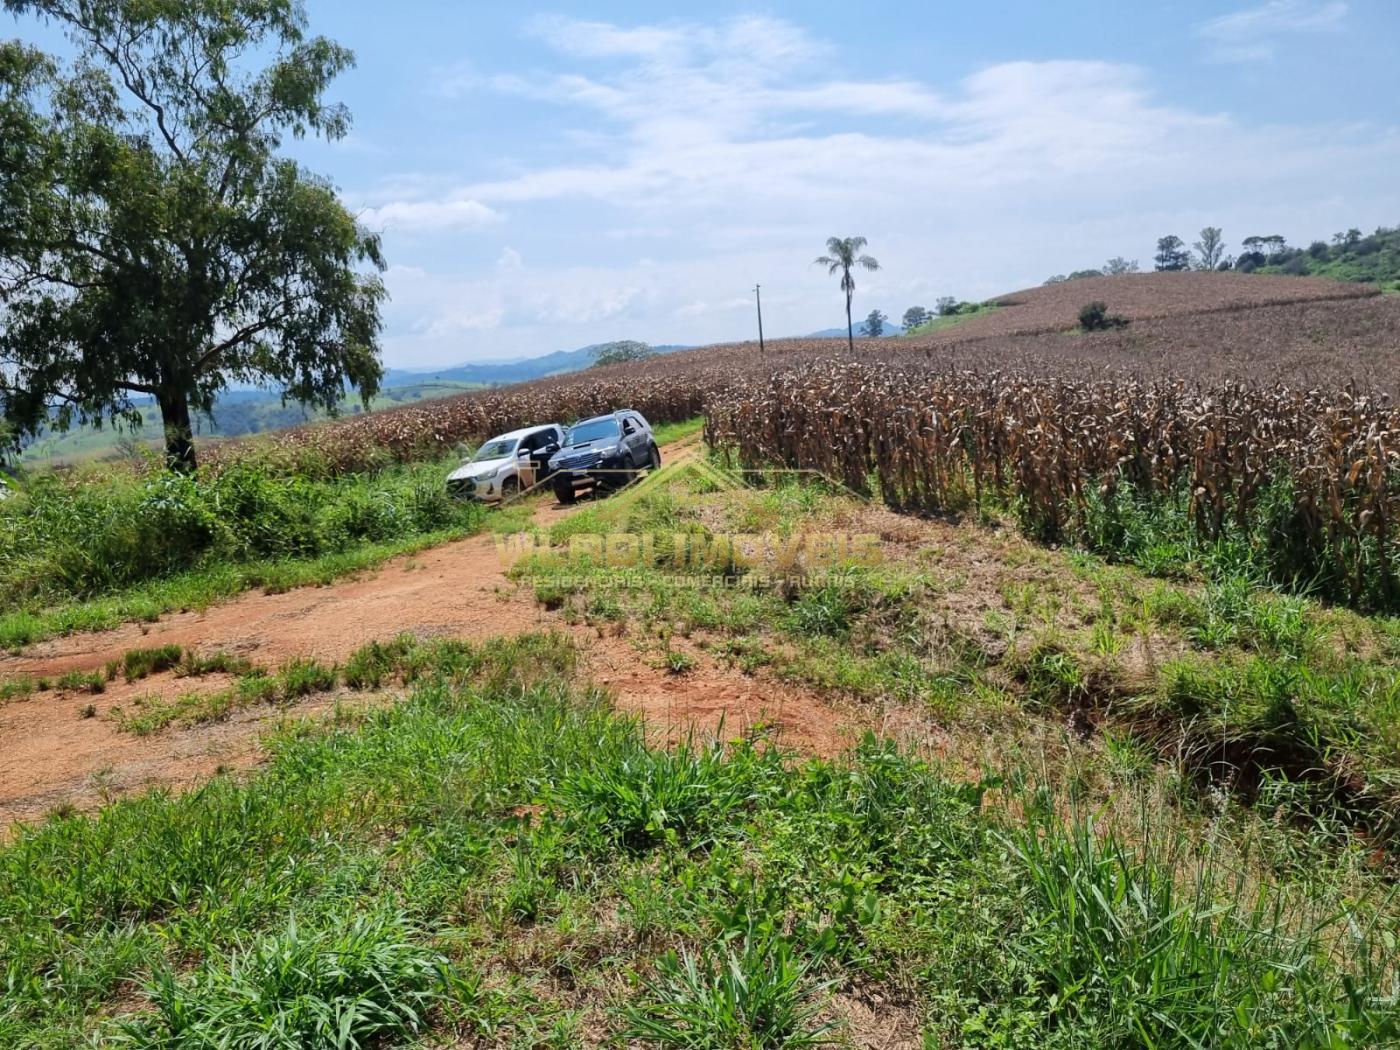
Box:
814 236 880 352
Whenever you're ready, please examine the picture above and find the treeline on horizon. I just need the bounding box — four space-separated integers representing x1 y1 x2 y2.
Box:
1046 224 1400 286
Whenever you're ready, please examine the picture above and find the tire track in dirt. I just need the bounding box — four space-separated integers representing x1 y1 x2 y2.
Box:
0 433 855 828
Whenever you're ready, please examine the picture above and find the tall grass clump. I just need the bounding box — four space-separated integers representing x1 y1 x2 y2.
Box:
0 456 482 626
113 910 461 1049
1005 816 1397 1046
623 932 836 1048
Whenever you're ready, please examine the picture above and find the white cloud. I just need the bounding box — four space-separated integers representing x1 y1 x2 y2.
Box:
361 197 504 232
378 260 664 365
456 54 1224 211
1196 1 1348 62
358 198 502 232
676 296 751 318
528 13 823 68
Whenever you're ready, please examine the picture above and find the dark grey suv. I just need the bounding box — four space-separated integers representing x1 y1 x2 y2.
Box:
548 410 661 503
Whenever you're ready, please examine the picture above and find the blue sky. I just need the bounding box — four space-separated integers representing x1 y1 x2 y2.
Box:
13 1 1400 367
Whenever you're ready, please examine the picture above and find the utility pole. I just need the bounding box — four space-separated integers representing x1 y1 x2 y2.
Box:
754 284 766 355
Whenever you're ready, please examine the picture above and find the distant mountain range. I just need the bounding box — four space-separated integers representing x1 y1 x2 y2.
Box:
382 343 692 389
383 326 899 389
802 324 904 339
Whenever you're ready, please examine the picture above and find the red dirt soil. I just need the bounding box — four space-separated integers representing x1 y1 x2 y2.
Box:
0 437 855 830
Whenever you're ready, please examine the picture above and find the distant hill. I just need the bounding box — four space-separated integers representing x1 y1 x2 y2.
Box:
383 343 692 388
804 324 904 339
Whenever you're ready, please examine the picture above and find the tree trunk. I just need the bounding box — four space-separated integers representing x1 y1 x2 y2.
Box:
845 290 854 353
156 388 197 472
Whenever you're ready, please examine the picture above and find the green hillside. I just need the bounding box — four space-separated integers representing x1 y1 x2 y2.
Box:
1250 225 1400 288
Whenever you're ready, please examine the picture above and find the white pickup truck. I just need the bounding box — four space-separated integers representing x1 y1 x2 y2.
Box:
445 423 566 502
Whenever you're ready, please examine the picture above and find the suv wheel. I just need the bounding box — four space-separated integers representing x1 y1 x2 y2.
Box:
648 444 661 470
499 475 520 500
553 478 577 504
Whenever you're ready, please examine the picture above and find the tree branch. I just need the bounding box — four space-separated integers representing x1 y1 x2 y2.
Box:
63 10 189 163
194 291 316 373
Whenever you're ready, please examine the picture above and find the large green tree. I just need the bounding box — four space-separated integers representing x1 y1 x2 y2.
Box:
814 236 879 352
0 0 385 470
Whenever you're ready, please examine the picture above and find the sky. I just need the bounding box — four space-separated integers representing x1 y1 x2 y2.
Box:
12 1 1400 368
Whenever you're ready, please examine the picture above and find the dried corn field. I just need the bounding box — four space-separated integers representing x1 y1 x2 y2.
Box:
208 275 1389 475
707 362 1400 609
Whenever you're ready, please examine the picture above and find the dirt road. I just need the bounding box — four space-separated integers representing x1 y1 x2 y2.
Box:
0 436 854 828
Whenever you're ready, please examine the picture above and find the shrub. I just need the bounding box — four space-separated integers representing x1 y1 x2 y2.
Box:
0 458 483 613
1078 301 1130 331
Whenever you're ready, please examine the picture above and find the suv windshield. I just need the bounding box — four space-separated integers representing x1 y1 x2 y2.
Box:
472 437 518 462
567 418 620 445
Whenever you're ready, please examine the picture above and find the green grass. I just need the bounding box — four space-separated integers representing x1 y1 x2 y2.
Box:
623 931 836 1048
106 634 546 736
116 908 466 1049
902 301 998 336
2 633 1395 1047
511 457 1400 851
651 415 706 446
115 688 245 736
0 676 45 702
120 645 185 683
0 455 487 650
55 670 106 694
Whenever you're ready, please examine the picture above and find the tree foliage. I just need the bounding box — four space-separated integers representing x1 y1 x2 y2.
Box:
0 0 385 469
862 309 887 337
902 305 929 331
1193 227 1226 271
814 236 879 352
1153 235 1191 272
590 340 656 367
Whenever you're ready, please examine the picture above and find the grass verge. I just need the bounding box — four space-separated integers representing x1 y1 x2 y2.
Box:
1 632 1395 1047
510 462 1400 856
